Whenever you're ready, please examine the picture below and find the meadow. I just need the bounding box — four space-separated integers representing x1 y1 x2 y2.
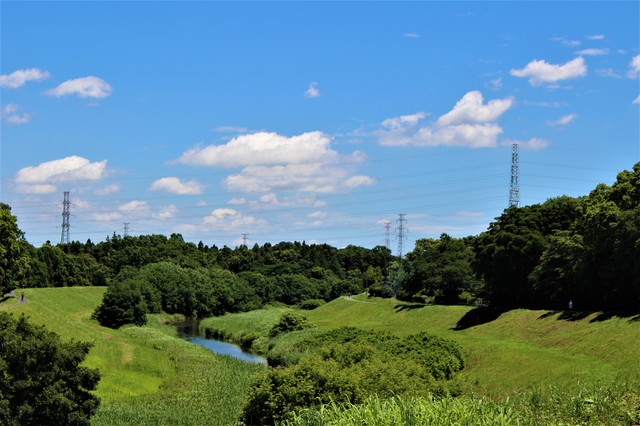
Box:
0 287 262 425
2 288 638 424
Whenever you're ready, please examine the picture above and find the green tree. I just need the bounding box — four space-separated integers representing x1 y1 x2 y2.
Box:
0 203 30 295
0 312 100 425
93 280 148 328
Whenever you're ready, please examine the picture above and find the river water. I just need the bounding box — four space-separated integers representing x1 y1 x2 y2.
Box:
174 320 268 365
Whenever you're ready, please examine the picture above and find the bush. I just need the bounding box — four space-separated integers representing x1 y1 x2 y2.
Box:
269 312 312 337
296 299 326 310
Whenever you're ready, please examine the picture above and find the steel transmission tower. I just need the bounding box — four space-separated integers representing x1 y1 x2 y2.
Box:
384 221 392 250
509 143 520 208
123 223 130 237
395 213 407 259
60 191 71 244
241 233 249 247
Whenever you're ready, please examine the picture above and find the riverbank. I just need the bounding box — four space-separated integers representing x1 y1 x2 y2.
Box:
0 287 262 425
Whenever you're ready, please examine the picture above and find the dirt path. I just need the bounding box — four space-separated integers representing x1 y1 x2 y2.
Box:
0 290 26 309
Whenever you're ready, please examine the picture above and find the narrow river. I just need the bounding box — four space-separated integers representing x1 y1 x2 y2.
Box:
174 320 268 365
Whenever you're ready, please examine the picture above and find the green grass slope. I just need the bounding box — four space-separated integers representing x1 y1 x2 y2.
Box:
304 296 640 397
0 287 262 425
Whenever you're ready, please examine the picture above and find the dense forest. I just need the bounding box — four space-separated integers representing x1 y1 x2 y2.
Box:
1 162 638 320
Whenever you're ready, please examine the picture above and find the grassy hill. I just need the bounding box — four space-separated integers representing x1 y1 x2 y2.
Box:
0 287 262 425
203 294 640 398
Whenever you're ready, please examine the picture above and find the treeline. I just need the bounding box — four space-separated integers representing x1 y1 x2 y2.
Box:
1 162 638 315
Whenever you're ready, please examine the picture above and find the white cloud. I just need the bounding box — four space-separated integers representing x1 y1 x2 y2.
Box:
576 48 609 56
547 113 577 126
155 205 178 220
523 100 566 108
119 200 149 212
436 91 514 126
403 32 420 38
304 82 320 98
377 91 513 148
510 57 587 85
213 126 249 133
150 177 205 195
45 76 112 98
176 131 337 168
228 198 247 205
628 55 640 78
94 183 121 195
177 131 372 195
502 138 550 150
633 95 640 105
1 104 31 124
203 208 266 230
15 156 107 193
0 68 50 88
585 34 605 40
551 37 581 47
344 175 375 188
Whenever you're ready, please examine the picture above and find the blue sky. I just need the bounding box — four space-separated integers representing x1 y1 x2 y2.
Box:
1 1 639 252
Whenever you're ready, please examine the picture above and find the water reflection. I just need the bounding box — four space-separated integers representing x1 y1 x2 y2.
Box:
174 320 267 365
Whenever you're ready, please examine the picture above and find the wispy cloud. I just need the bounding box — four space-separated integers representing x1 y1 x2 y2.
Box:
628 55 640 78
213 126 249 133
304 82 320 98
486 77 503 91
551 37 581 47
633 95 640 105
547 113 577 126
45 76 112 98
510 57 587 85
576 48 609 56
502 138 550 150
0 68 50 88
585 34 605 40
596 68 622 79
1 104 31 124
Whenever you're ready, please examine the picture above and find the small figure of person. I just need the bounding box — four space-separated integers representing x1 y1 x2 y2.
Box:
568 299 573 310
21 292 24 302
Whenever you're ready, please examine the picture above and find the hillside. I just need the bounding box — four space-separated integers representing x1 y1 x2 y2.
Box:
0 287 262 425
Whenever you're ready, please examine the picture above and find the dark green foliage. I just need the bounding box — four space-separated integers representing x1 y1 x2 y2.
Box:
296 299 326 310
243 327 464 425
0 203 29 295
400 234 480 304
0 312 100 425
92 280 148 328
269 312 312 336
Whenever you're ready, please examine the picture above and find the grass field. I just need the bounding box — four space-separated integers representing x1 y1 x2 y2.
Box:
203 294 640 398
0 287 262 425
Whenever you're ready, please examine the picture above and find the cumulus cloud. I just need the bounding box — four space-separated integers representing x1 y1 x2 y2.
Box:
547 113 577 126
45 76 112 98
510 57 587 85
304 82 320 98
203 208 266 230
15 156 107 193
0 68 50 88
502 138 550 150
377 91 513 148
1 104 31 124
150 177 205 195
176 131 373 194
576 48 609 56
629 55 640 78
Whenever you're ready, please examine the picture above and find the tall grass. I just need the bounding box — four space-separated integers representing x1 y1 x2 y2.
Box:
282 382 640 426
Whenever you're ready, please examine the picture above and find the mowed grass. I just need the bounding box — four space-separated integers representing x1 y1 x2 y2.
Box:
0 287 263 425
305 296 640 397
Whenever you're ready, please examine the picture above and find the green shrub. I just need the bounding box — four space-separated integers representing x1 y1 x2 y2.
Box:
296 299 326 310
270 312 312 337
93 280 148 328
